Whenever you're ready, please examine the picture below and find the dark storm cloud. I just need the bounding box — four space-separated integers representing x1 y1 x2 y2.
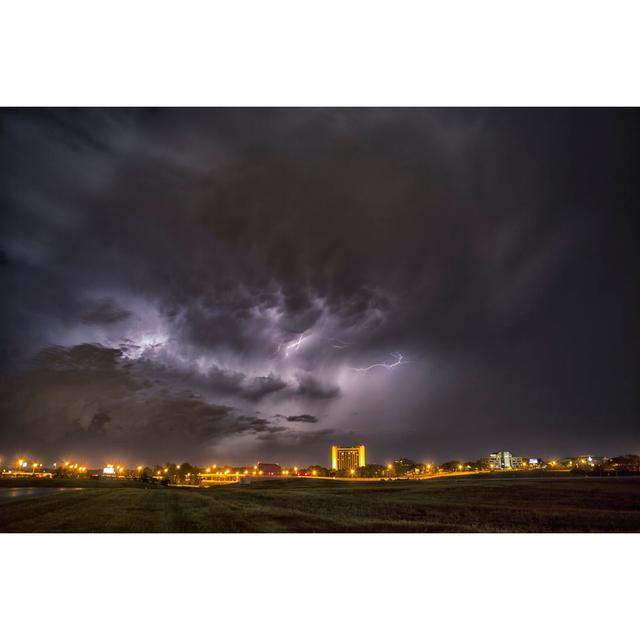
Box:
292 371 340 400
81 298 132 324
284 414 319 423
0 342 306 464
0 108 638 464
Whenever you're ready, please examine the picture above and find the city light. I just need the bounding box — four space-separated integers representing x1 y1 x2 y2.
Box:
3 444 627 489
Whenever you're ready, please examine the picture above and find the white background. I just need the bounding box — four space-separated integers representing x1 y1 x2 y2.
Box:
1 1 639 637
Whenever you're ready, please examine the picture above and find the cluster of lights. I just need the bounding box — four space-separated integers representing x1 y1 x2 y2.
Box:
16 459 45 471
2 452 610 484
63 461 88 472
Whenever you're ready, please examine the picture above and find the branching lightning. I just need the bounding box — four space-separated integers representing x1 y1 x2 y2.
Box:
351 352 405 373
284 333 308 357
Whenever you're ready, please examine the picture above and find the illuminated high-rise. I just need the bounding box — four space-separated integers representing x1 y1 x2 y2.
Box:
331 445 366 471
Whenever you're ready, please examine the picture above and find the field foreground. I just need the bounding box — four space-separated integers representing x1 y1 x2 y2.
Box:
1 475 639 533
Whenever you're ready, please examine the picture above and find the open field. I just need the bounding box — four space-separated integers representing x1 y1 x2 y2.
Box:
1 474 639 532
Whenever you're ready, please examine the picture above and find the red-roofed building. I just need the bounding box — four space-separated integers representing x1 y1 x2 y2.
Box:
257 462 281 476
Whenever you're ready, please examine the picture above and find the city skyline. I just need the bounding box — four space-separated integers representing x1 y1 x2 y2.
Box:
0 442 633 471
1 108 638 466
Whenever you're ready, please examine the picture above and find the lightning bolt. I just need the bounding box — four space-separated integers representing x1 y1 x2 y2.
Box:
351 352 405 373
284 333 308 357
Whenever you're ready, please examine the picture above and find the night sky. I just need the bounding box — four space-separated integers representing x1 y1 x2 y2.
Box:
1 108 638 467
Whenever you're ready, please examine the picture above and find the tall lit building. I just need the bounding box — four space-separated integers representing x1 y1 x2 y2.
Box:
331 445 366 471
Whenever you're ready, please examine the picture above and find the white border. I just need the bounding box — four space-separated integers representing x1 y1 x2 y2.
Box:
1 534 638 637
1 1 639 105
1 2 638 636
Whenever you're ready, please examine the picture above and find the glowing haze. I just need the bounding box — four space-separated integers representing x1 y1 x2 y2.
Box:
0 108 638 466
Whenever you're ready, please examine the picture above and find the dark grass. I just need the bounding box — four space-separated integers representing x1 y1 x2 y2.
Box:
1 475 639 532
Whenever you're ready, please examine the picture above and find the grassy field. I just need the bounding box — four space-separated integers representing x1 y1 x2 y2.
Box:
1 474 639 532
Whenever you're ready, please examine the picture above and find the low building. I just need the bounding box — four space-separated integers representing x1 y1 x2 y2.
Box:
257 462 281 476
331 445 366 471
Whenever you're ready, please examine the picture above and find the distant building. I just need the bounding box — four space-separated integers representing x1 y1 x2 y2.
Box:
490 451 513 469
331 445 366 471
257 462 281 476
